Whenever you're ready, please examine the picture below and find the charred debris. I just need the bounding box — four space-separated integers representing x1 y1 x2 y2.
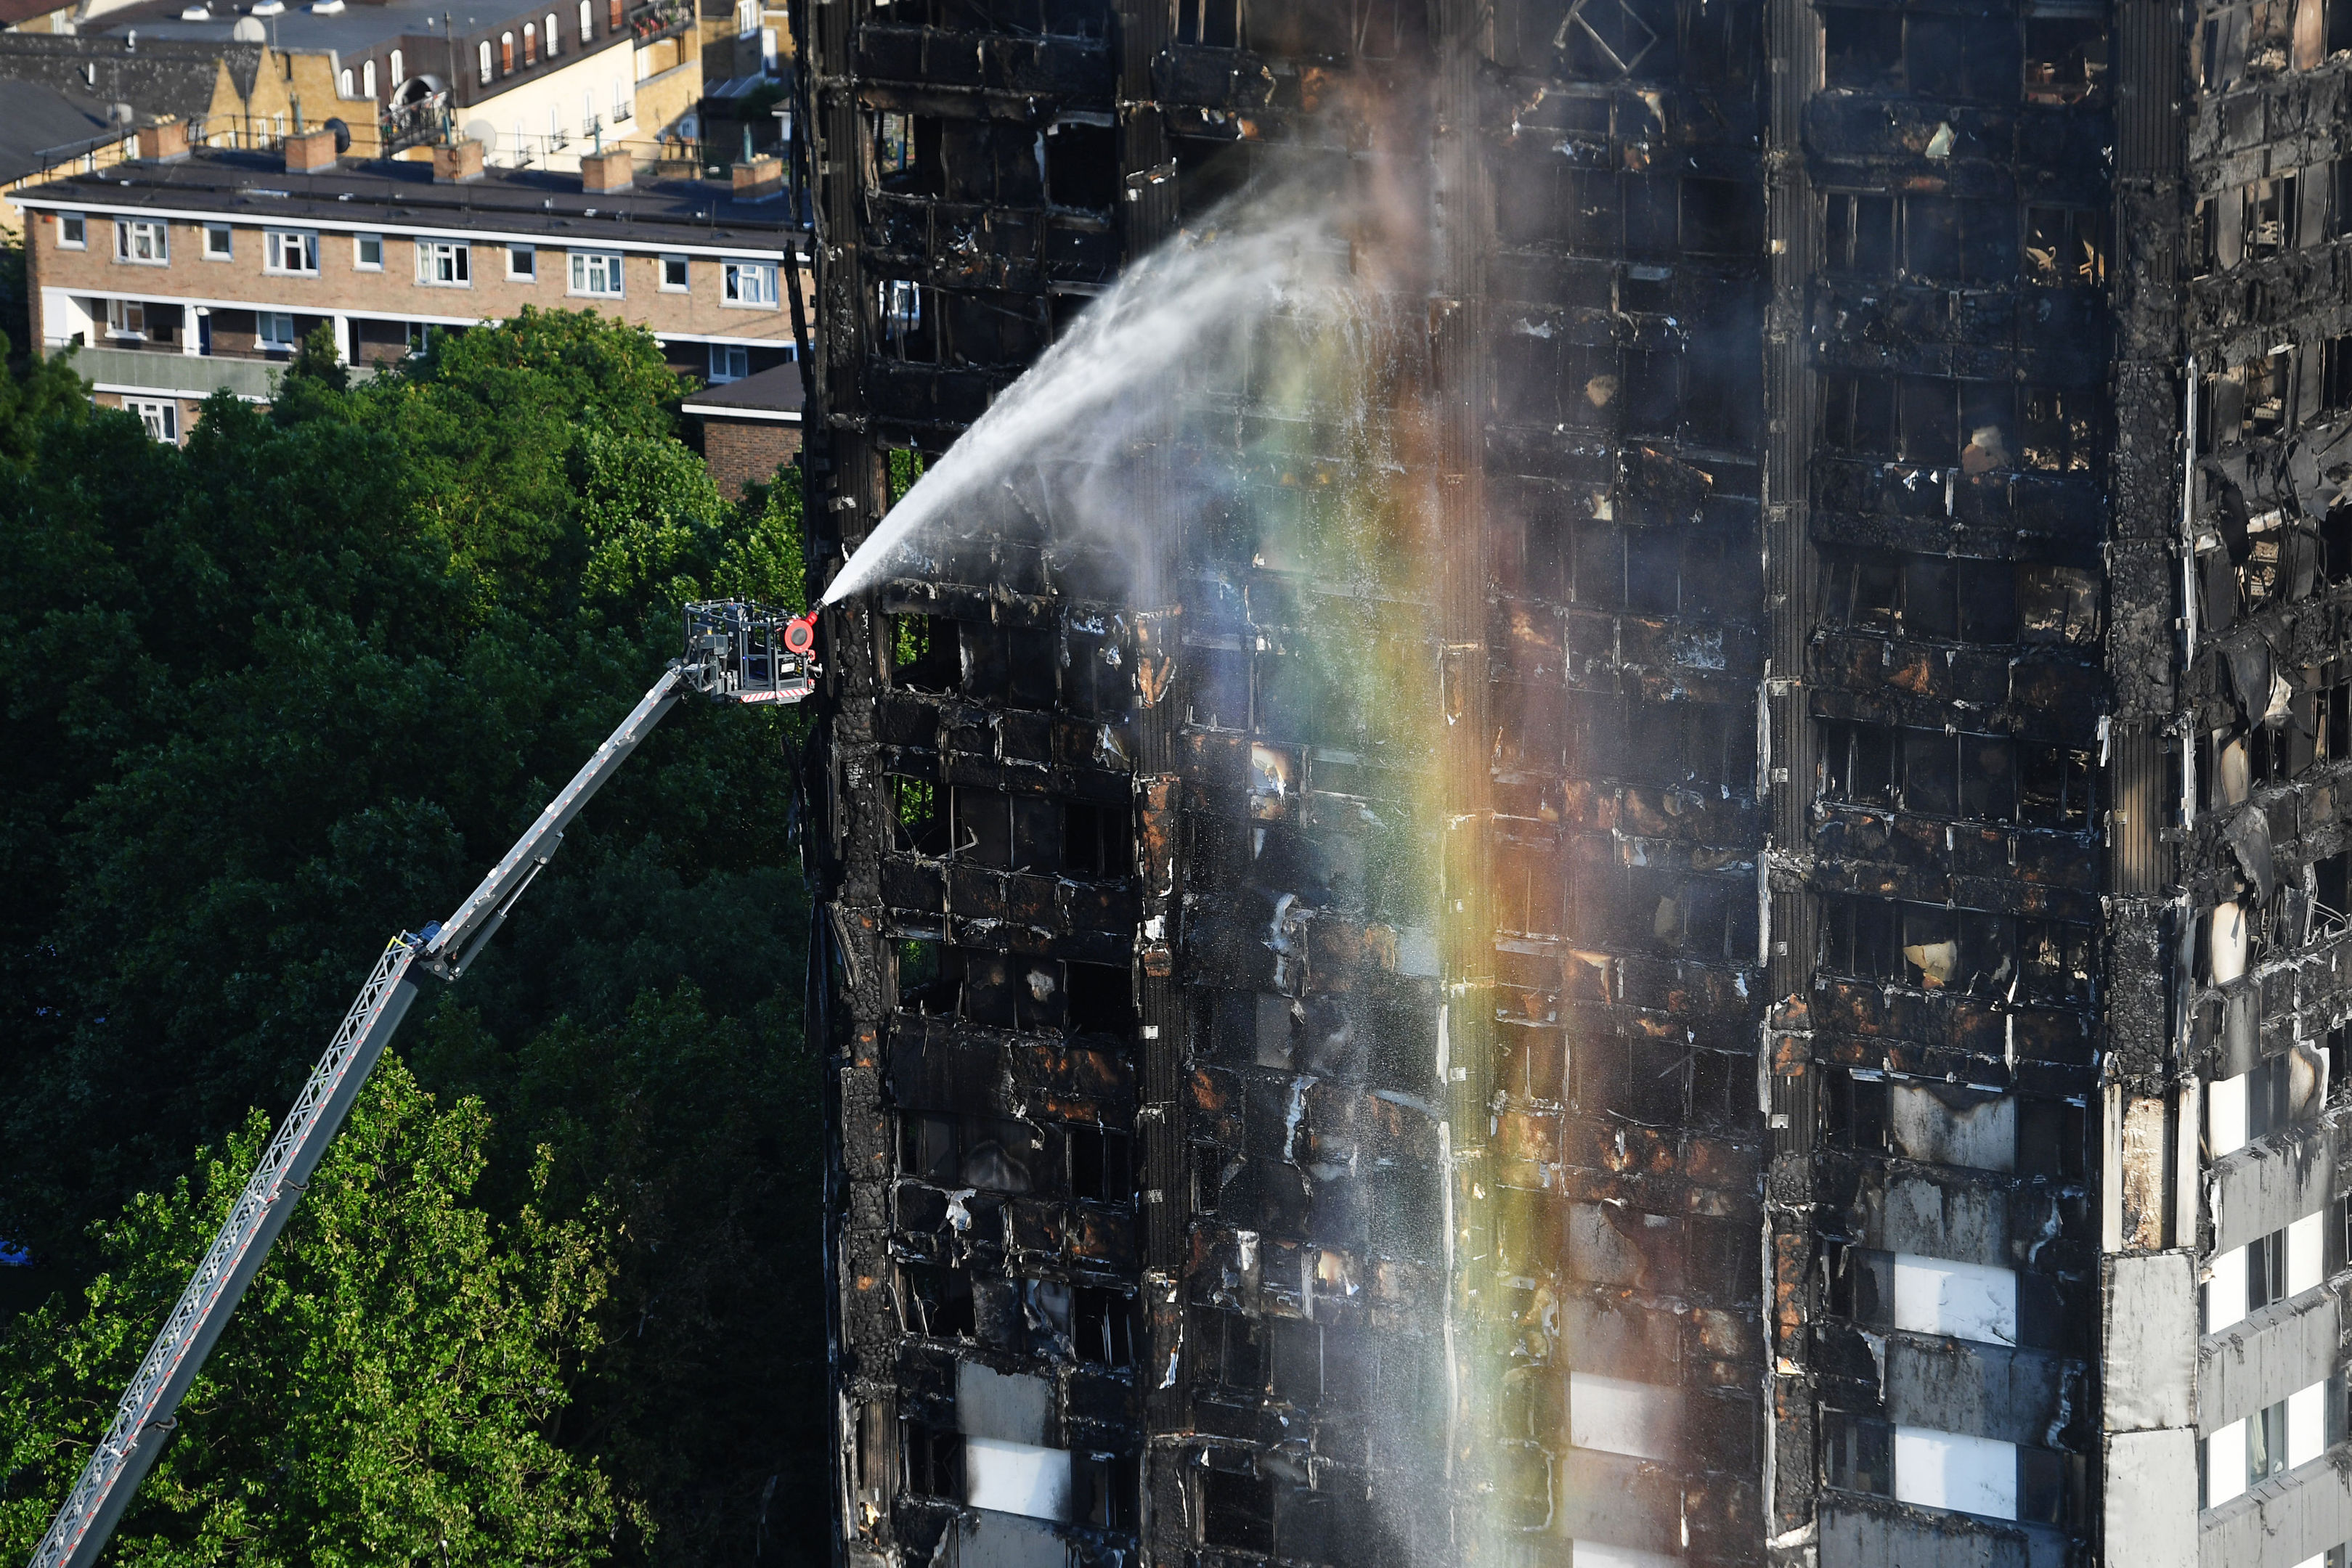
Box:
784 0 2352 1561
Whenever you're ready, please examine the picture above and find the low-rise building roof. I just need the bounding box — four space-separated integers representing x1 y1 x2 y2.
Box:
13 144 807 254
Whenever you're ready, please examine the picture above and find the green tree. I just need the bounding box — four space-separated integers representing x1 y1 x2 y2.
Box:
0 1056 619 1567
0 309 827 1564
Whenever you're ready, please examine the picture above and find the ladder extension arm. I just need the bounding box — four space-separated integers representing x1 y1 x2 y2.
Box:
27 658 700 1568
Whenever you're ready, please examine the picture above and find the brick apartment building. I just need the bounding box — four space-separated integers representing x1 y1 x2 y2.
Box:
14 121 807 446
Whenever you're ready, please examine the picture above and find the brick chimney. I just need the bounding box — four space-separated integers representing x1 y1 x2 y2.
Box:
284 126 338 173
432 138 487 184
581 147 634 194
137 118 190 163
731 155 783 202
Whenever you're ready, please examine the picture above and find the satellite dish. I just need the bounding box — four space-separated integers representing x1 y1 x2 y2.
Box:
463 117 496 148
231 15 263 37
324 115 350 152
110 101 134 124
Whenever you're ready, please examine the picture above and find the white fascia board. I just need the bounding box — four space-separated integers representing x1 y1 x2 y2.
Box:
89 383 269 403
65 285 492 328
679 402 801 421
15 197 791 261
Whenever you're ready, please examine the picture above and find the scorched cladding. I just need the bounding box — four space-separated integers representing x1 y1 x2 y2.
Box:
786 0 2352 1560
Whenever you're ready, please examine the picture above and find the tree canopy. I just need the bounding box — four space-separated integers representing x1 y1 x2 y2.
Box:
0 310 826 1566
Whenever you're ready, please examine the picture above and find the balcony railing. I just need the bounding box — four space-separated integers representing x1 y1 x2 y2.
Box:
48 342 380 401
380 91 449 158
624 0 692 41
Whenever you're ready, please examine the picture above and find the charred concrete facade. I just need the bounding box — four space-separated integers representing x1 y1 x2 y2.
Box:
792 0 2352 1561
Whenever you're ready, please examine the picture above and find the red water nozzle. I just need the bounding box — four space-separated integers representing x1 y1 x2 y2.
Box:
783 611 818 656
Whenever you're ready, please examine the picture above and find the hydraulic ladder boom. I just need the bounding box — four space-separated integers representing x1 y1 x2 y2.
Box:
26 601 815 1568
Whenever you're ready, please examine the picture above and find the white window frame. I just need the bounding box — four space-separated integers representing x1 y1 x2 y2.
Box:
568 250 624 298
264 228 320 276
338 67 354 95
722 258 778 307
416 238 472 286
508 242 537 280
123 398 179 443
578 0 591 38
57 211 86 249
707 343 749 383
105 298 147 339
477 40 493 83
115 218 168 264
355 232 384 270
544 10 559 54
258 311 299 351
363 59 377 97
203 223 232 260
659 254 690 291
391 47 405 85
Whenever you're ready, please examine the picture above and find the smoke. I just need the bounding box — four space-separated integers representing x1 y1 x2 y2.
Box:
822 196 1354 605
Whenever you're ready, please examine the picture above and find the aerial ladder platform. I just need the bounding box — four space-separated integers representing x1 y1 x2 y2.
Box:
25 600 818 1568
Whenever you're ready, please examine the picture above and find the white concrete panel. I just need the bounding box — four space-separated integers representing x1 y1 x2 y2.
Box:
2208 1071 2249 1159
953 1508 1069 1568
1892 1254 2018 1346
2289 1212 2324 1297
2103 1429 2199 1568
1889 1084 2015 1172
964 1437 1073 1522
1892 1426 2018 1520
1570 1542 1682 1568
1568 1372 1680 1463
2206 1419 2247 1507
2104 1251 2199 1431
956 1362 1054 1446
2207 1244 2248 1335
2289 1381 2327 1468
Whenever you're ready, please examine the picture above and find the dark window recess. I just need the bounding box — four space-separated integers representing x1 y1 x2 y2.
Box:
895 944 1075 1030
960 625 1057 706
1200 1469 1274 1554
2024 17 2107 102
1822 1408 1893 1495
1067 1123 1134 1201
1818 896 2095 1002
1823 1071 1892 1153
1063 801 1135 878
892 613 960 692
898 1263 976 1339
1822 193 2018 284
1823 7 1903 89
953 786 1062 872
1073 1451 1140 1532
2248 1224 2289 1312
1065 960 1134 1035
2017 1447 2089 1529
1554 0 1676 79
1817 552 2026 642
890 775 948 855
1680 176 1763 256
878 277 940 362
1907 12 2022 101
900 1111 1040 1192
1819 720 2019 821
1073 1286 1136 1367
2245 1050 2297 1141
2319 852 2351 920
1063 625 1129 715
1175 0 1240 45
901 1421 965 1497
2024 205 2110 287
1044 125 1119 211
2016 1098 2090 1181
2019 743 2094 829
